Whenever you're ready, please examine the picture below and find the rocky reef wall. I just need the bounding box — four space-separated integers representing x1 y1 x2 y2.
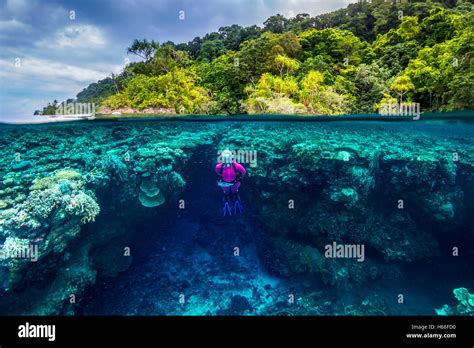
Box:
232 123 474 288
0 122 217 314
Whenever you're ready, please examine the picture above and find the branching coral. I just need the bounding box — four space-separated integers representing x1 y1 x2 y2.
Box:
30 170 84 191
25 189 63 219
24 170 98 224
1 237 31 257
65 192 100 224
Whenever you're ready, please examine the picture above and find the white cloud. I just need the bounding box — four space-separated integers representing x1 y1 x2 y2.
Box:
5 0 30 14
263 0 357 19
0 19 30 32
0 59 118 119
0 57 109 84
38 24 106 49
0 57 118 122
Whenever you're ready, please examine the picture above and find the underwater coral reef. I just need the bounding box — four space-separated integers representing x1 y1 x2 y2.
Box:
0 119 473 315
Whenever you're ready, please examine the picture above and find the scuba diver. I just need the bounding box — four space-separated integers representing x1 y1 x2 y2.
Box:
215 149 246 216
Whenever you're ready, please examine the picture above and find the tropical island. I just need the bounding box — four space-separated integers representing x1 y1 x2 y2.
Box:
2 0 474 319
38 0 473 117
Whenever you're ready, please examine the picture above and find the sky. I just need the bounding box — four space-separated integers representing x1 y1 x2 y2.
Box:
0 0 357 122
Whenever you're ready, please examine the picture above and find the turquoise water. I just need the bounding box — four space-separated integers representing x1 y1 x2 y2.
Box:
0 114 473 315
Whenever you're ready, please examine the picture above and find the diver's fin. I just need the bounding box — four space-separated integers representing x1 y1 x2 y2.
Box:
233 195 243 215
223 201 232 217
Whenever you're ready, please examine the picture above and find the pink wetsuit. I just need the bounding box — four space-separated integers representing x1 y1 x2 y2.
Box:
215 162 246 194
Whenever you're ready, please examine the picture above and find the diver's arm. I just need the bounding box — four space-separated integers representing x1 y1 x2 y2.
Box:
215 163 223 175
234 163 246 177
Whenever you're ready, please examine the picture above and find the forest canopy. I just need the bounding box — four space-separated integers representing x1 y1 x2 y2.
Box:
41 0 474 116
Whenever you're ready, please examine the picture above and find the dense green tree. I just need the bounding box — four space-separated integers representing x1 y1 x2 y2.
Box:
217 24 261 51
286 13 317 33
126 61 154 76
421 8 459 46
245 73 299 98
76 77 118 104
352 63 392 113
454 0 473 12
274 55 300 77
390 74 415 104
314 8 348 30
339 2 376 41
300 71 350 115
235 32 301 85
151 45 192 75
298 55 333 83
375 93 398 112
103 68 210 113
41 102 58 115
299 28 366 68
242 73 304 114
399 9 473 111
404 58 441 109
127 39 159 61
397 16 422 41
373 22 422 75
371 0 407 35
180 37 202 58
196 52 243 114
197 39 227 62
263 14 289 34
